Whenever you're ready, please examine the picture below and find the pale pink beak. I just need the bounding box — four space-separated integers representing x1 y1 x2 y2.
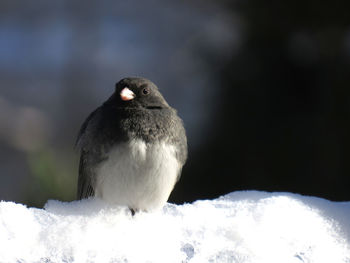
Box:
120 87 135 101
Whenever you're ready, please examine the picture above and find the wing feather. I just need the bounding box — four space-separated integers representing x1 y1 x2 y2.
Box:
77 150 95 199
76 107 102 199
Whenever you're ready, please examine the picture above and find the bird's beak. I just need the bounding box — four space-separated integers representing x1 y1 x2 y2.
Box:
120 87 135 101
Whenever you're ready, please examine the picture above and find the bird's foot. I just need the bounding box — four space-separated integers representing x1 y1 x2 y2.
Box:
129 208 137 216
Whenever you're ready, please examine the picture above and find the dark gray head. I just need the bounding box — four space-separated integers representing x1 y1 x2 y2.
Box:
107 77 169 109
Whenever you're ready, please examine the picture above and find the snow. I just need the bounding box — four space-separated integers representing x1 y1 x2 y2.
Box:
1 191 350 263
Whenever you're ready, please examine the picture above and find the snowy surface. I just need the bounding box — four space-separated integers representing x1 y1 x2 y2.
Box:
1 191 350 263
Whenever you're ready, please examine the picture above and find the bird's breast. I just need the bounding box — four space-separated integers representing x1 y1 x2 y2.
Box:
94 139 180 211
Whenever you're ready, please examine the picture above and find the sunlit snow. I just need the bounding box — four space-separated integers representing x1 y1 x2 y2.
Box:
1 191 350 263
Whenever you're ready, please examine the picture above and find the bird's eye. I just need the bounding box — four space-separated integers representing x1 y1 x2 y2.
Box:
142 87 150 95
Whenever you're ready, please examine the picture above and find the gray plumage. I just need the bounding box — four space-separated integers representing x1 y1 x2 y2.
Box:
76 77 187 211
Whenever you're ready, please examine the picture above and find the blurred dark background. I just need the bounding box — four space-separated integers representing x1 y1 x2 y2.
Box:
0 0 349 207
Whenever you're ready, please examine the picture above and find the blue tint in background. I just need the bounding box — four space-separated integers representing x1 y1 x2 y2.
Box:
1 0 350 206
0 1 237 205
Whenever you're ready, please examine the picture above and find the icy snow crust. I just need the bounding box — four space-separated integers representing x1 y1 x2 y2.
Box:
1 191 350 263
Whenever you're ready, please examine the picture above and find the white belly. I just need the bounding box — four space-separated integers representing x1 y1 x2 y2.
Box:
94 139 180 211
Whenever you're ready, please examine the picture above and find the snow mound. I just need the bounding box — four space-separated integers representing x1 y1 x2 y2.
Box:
1 191 350 263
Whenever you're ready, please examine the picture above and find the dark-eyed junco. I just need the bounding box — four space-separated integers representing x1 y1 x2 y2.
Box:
76 77 187 212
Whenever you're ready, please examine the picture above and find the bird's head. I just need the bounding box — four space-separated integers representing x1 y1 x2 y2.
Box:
110 77 169 109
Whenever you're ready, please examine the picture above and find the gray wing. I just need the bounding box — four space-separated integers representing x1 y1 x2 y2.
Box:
76 107 102 200
77 150 95 199
173 114 188 183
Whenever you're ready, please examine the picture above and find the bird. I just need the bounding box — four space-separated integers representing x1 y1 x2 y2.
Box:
76 77 187 213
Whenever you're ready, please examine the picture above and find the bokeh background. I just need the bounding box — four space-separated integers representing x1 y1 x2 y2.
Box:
1 0 350 207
